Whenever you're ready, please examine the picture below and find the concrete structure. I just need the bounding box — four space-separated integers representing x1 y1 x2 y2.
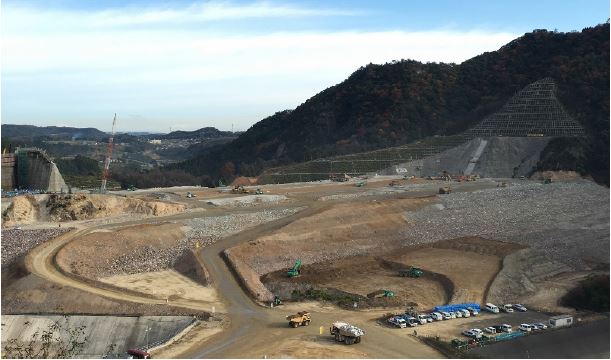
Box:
1 148 68 192
1 154 16 190
1 315 195 358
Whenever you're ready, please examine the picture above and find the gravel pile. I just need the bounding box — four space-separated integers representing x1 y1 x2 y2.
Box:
402 181 610 269
206 195 289 207
185 208 301 243
1 228 72 267
103 208 302 276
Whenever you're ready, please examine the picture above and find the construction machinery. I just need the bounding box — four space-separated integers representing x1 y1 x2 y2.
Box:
330 173 349 182
399 267 423 278
439 186 452 194
543 178 553 184
231 185 249 194
287 260 302 277
366 290 395 299
186 192 197 198
273 296 282 306
286 311 311 328
255 188 263 194
355 181 367 187
330 322 364 345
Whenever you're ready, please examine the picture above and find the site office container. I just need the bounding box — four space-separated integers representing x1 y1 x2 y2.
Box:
549 315 573 328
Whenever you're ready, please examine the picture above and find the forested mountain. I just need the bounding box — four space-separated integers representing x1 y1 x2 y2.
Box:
174 23 609 185
1 124 107 141
156 127 237 140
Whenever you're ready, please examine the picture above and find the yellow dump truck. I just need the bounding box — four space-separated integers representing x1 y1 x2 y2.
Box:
286 311 311 328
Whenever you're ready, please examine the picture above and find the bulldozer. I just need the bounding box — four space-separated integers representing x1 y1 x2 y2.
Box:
399 267 423 278
286 311 311 328
287 260 302 277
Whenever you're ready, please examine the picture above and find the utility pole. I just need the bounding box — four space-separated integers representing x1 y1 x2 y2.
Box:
100 114 116 193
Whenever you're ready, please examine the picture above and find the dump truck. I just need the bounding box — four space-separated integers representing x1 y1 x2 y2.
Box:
287 260 302 277
286 311 311 328
366 290 395 298
399 267 423 278
330 322 364 345
438 187 452 194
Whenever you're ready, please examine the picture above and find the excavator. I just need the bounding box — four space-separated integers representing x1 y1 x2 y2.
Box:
287 260 302 277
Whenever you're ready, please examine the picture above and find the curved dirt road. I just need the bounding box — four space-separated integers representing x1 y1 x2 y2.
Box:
25 182 499 358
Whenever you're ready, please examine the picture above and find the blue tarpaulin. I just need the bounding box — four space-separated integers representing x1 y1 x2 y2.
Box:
432 303 481 313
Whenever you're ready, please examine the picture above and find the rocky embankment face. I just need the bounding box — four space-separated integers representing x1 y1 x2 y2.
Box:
2 193 187 227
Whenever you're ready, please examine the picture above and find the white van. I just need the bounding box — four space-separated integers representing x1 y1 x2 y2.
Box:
485 303 500 313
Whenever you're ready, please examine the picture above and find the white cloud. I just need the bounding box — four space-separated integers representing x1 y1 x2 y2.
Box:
3 1 360 32
1 2 519 131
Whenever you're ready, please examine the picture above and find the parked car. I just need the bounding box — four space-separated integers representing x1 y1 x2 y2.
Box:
416 315 428 325
431 312 443 321
462 329 477 338
463 328 483 338
404 317 419 327
460 309 471 317
441 312 452 320
513 304 527 312
467 307 479 316
471 329 483 337
424 315 434 323
388 316 407 328
484 326 496 334
455 310 463 318
519 323 534 332
502 304 514 313
532 323 547 330
493 324 513 333
485 303 500 313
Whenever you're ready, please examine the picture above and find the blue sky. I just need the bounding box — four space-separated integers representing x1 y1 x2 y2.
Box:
2 1 608 133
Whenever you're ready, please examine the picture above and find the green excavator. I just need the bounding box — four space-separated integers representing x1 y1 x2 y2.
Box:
287 259 302 277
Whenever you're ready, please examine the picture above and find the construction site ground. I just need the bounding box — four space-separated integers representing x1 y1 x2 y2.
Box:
1 175 608 358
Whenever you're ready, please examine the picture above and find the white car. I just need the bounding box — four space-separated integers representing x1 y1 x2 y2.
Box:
485 303 500 313
455 311 463 318
416 315 428 325
460 309 471 317
484 326 496 334
532 323 547 330
430 312 443 321
424 315 434 323
462 329 477 338
467 307 479 316
449 312 457 319
463 328 483 338
513 304 528 312
441 312 452 320
502 304 514 313
519 323 534 332
388 317 407 328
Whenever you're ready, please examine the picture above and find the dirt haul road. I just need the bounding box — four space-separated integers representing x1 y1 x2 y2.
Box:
25 182 500 358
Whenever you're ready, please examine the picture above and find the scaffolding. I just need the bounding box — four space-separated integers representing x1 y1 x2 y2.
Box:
16 150 29 189
464 78 585 138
